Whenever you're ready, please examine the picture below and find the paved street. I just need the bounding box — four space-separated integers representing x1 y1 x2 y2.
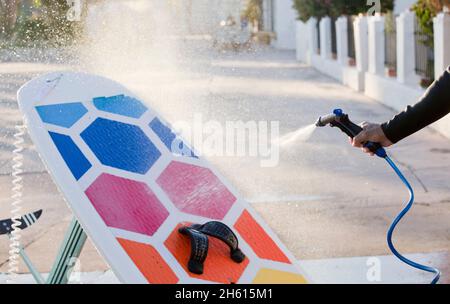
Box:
1 46 449 283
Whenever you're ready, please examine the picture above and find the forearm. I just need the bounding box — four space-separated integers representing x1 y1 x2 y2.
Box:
381 66 450 143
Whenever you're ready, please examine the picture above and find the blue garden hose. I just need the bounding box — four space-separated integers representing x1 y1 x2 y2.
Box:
384 156 441 284
316 109 441 284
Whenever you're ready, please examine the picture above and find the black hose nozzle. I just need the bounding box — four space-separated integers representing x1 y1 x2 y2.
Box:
316 109 386 158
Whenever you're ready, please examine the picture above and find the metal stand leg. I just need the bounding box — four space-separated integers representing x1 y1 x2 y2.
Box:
7 234 45 284
46 217 87 284
18 246 45 284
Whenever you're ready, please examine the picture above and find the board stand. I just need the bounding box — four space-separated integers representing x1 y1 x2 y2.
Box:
15 217 87 284
47 218 87 284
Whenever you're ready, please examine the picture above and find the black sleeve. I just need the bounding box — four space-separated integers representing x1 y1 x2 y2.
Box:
381 66 450 143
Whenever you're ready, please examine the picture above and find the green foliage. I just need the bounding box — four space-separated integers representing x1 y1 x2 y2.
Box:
39 0 82 45
15 17 50 44
0 0 20 39
292 0 394 22
411 0 437 47
242 0 263 28
242 0 262 21
411 0 439 83
292 0 332 22
1 0 84 46
385 10 395 33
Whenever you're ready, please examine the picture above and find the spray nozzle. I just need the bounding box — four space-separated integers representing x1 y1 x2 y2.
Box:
316 109 387 158
315 113 337 127
315 108 345 127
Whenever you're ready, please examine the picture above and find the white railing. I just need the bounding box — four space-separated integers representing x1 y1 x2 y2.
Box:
295 10 450 138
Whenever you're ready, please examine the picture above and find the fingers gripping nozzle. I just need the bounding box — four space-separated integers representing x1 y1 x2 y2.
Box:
316 109 386 158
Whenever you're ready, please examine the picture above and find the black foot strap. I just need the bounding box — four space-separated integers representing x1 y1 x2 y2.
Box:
178 221 245 275
191 221 245 263
178 226 209 274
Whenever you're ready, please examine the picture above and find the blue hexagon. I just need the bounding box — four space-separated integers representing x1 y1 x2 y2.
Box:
49 131 92 180
81 118 161 174
149 117 197 158
93 95 147 118
36 102 88 128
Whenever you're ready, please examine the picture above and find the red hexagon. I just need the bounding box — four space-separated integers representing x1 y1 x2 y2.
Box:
85 173 169 236
164 223 249 283
156 161 236 219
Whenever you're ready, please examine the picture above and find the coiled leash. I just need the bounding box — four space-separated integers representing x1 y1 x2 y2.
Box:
316 109 441 284
179 221 246 274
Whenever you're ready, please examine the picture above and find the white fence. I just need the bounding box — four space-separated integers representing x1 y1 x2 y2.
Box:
296 12 450 138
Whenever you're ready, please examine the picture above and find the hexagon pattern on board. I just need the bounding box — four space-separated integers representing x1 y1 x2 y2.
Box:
156 161 236 220
81 118 161 174
234 210 290 263
36 102 88 128
85 173 169 236
118 238 179 283
34 96 307 284
93 95 148 118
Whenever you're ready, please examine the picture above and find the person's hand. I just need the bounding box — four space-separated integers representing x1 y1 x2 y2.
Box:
350 122 393 156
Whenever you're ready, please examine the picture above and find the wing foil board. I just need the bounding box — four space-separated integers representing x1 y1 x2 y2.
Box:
17 72 309 284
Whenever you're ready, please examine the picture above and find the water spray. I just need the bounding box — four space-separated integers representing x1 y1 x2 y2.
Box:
316 109 440 284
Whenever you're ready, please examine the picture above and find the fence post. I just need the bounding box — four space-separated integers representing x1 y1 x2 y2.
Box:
396 11 416 84
306 17 318 64
368 14 385 75
336 16 348 66
319 16 332 60
433 12 450 80
354 15 369 73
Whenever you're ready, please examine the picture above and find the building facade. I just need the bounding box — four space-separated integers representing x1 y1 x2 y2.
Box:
264 0 421 51
263 0 297 50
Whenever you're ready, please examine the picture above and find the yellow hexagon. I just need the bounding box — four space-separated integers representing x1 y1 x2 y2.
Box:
252 268 308 284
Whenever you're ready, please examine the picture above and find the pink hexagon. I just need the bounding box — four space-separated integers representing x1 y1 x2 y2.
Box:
85 173 169 236
156 161 236 219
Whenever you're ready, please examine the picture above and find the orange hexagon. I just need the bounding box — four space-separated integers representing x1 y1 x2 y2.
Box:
234 210 290 264
118 238 179 284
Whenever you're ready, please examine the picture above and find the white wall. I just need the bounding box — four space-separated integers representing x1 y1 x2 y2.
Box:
272 0 297 50
274 0 413 50
169 0 244 35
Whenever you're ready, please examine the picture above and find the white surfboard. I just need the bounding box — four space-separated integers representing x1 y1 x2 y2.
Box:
17 71 310 284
